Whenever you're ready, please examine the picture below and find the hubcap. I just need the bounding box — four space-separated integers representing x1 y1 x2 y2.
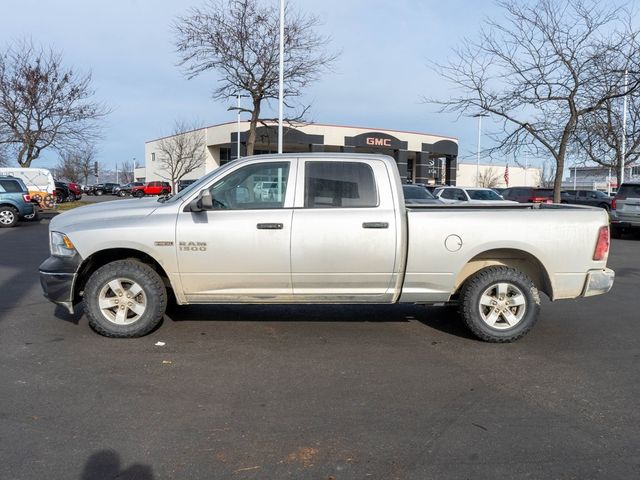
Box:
478 282 527 330
98 278 146 325
0 211 15 224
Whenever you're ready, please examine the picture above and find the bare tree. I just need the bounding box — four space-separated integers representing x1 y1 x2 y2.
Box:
0 39 109 168
477 167 502 188
0 144 8 166
430 0 640 202
119 160 134 184
537 159 557 188
174 0 338 155
573 86 640 186
55 146 97 184
156 121 207 191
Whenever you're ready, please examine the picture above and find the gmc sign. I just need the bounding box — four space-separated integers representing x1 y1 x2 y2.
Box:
365 137 392 147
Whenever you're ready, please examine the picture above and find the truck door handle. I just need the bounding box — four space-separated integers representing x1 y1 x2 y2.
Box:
362 222 389 229
257 223 284 230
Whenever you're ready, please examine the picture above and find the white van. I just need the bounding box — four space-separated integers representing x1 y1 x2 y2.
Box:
0 167 56 211
0 167 56 195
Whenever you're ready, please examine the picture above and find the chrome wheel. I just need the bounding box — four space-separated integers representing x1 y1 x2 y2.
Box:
98 278 147 325
0 210 16 225
478 282 527 330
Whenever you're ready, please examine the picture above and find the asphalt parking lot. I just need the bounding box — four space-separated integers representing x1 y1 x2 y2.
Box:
1 219 639 480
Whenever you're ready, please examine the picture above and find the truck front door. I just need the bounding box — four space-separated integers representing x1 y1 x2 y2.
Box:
176 160 295 302
290 159 399 301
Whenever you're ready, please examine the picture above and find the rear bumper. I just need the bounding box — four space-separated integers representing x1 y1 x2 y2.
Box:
39 255 82 314
581 268 615 297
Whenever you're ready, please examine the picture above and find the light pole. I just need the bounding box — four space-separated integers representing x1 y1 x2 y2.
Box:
277 0 285 154
237 95 242 159
228 95 246 160
621 68 628 185
472 113 488 187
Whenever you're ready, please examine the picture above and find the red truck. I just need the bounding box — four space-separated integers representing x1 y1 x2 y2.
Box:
131 181 171 197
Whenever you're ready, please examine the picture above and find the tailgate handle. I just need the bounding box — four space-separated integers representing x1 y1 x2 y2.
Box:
362 222 389 229
257 223 283 230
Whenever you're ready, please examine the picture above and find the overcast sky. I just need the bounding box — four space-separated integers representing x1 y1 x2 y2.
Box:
1 0 507 171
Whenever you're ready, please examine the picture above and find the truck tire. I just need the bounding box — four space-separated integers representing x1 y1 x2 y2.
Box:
84 259 167 338
458 266 540 343
0 206 19 228
95 189 104 196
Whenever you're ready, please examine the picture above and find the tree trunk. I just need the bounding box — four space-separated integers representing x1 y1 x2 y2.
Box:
246 97 262 156
553 153 565 203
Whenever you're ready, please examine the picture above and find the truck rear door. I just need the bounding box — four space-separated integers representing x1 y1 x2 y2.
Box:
290 158 398 301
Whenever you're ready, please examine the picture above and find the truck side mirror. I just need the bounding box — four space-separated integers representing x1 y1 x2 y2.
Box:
187 189 213 212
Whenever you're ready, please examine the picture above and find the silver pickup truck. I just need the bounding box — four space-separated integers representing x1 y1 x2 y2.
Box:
39 153 614 342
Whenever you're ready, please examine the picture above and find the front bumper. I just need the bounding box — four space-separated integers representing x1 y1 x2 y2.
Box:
39 255 82 314
581 268 615 297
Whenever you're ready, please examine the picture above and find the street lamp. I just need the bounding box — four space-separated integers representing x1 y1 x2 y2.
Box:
472 113 489 187
278 0 285 154
227 95 247 160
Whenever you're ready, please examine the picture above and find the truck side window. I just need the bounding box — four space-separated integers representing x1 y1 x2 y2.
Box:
304 161 378 208
209 162 289 209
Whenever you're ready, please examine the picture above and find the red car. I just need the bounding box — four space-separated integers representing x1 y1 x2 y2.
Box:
131 181 171 197
66 182 83 201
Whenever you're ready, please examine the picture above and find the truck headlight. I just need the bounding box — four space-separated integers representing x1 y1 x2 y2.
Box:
50 232 77 257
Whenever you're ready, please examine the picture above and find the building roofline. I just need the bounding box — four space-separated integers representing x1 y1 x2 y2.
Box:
145 120 458 144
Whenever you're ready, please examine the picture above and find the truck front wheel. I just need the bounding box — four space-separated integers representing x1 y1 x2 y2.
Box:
458 266 540 343
84 259 167 337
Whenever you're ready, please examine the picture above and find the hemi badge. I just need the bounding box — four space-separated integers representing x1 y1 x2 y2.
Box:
154 241 174 247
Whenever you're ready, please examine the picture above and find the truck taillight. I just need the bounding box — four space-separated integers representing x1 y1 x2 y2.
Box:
593 226 610 261
23 194 31 202
530 196 551 203
611 197 617 210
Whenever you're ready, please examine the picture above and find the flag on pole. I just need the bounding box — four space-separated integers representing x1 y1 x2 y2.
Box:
504 163 510 186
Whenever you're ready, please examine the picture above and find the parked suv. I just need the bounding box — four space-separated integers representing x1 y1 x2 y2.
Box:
131 181 171 197
501 187 554 203
115 182 144 197
433 186 516 204
55 182 72 203
561 190 612 211
0 176 35 228
611 182 640 237
90 183 120 196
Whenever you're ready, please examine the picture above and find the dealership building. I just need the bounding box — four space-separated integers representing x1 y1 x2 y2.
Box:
141 121 460 185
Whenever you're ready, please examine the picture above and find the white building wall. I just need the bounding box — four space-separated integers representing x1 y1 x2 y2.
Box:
456 163 541 187
144 121 459 182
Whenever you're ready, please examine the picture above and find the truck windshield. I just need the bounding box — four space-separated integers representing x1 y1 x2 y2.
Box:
161 162 238 203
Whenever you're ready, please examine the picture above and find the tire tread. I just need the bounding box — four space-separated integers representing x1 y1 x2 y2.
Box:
459 266 540 343
84 259 167 338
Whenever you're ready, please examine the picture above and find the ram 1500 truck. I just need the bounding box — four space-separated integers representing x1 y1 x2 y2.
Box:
39 154 614 342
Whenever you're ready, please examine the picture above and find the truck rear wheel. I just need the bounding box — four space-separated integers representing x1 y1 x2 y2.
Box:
459 266 540 342
84 259 167 337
